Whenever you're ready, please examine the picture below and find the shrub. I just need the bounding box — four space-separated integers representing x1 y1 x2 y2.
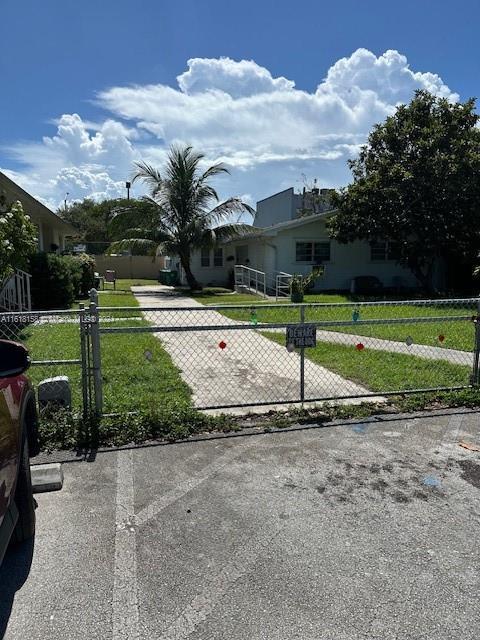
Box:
0 197 37 282
72 253 95 296
29 253 81 309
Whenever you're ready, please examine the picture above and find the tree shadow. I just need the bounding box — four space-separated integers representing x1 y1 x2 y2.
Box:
0 537 35 639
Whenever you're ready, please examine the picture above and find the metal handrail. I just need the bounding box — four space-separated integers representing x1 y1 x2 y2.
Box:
275 272 292 300
234 264 267 297
0 268 32 312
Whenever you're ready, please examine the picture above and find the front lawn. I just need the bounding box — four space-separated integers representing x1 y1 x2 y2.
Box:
115 278 159 290
24 303 191 416
263 331 471 393
191 292 476 352
74 289 138 308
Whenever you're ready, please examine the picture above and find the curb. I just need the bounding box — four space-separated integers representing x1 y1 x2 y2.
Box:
31 463 64 493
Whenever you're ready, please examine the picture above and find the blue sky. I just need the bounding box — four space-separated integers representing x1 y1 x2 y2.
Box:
1 0 479 210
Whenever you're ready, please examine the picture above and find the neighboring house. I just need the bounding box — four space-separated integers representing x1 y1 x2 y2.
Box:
0 171 77 252
180 187 426 293
0 171 77 311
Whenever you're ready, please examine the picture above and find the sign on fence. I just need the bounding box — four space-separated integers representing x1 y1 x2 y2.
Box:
286 324 317 348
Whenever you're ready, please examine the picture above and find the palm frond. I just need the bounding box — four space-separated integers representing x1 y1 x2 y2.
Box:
131 162 164 196
198 163 230 183
106 238 158 256
209 223 257 244
207 198 255 225
120 228 155 239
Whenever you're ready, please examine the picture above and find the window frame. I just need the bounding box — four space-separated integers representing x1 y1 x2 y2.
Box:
370 240 400 262
295 240 331 264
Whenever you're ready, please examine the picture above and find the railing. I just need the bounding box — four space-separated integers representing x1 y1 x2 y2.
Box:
275 272 292 300
0 268 32 311
234 265 267 298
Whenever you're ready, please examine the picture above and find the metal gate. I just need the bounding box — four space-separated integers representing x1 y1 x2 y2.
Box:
1 296 479 417
96 297 480 413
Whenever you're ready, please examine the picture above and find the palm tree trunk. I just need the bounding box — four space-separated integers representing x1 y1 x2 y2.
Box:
180 254 202 291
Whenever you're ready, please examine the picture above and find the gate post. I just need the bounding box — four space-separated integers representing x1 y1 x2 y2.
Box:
300 305 305 402
472 298 480 386
79 303 90 418
89 299 103 415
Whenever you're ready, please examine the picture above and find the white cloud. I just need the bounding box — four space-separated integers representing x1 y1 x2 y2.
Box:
177 56 295 97
1 49 458 211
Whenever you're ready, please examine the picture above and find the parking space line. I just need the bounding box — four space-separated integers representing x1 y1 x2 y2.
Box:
134 443 252 527
113 449 139 640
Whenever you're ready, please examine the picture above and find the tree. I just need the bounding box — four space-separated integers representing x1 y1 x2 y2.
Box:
107 145 254 290
329 90 480 292
0 194 38 282
61 197 158 253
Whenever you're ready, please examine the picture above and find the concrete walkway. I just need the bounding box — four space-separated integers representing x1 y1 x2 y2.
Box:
267 327 472 366
132 286 375 411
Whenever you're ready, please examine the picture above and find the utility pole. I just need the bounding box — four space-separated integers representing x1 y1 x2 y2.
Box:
125 181 131 200
64 192 69 213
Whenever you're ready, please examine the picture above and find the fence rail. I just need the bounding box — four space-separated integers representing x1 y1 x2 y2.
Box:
1 295 479 417
0 269 32 312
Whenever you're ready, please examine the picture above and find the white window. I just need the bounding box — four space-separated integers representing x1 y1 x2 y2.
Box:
213 247 223 267
200 247 210 267
295 241 330 263
370 241 400 261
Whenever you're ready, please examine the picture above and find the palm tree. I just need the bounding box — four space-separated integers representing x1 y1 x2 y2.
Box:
107 145 254 290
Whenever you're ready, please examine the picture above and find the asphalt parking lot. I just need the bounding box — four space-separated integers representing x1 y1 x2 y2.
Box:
1 408 480 639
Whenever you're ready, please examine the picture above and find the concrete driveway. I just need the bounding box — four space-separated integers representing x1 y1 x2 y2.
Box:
132 286 374 411
1 408 480 639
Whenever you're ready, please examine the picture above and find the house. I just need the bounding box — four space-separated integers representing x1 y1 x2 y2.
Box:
0 171 77 252
181 187 422 294
0 171 78 311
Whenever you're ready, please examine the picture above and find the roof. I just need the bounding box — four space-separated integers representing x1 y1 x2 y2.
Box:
224 209 337 244
0 171 77 235
256 186 295 205
260 209 337 235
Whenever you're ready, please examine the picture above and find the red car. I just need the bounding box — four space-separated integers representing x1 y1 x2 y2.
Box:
0 339 39 565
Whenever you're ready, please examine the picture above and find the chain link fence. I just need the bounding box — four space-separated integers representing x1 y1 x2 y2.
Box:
98 297 480 412
1 296 479 417
0 309 87 416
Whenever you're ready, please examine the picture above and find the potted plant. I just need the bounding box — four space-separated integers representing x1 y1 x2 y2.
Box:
289 266 324 303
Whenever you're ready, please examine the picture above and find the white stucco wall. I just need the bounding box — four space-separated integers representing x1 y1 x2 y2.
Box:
185 217 420 290
185 249 231 287
270 218 418 290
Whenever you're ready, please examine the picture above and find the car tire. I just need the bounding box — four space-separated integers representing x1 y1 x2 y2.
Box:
10 431 36 544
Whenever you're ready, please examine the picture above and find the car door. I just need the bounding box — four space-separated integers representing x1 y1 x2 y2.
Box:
0 377 23 529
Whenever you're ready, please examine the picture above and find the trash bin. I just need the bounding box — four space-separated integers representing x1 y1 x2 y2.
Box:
158 270 167 284
158 269 178 285
166 270 178 286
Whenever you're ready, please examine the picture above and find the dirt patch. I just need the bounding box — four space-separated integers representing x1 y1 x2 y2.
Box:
458 460 480 489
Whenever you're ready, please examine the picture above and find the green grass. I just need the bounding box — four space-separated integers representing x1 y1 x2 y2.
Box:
263 331 471 392
110 278 159 290
190 292 476 352
183 290 264 305
22 306 191 417
74 289 138 308
99 320 191 413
